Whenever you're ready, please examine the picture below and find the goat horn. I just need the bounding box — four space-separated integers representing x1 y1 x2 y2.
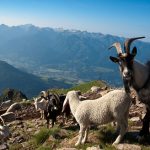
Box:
108 42 123 55
124 37 145 54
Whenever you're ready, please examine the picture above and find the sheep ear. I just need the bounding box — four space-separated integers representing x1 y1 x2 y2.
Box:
109 56 119 63
131 47 137 57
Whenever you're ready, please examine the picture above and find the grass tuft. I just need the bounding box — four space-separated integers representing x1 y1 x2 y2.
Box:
33 127 61 145
34 128 51 145
48 80 107 94
98 124 116 145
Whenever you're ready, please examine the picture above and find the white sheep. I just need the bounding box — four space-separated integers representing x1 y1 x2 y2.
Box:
33 97 48 119
0 100 12 109
62 89 131 146
6 102 22 116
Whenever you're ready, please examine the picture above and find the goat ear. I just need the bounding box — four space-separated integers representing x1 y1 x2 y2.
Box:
131 47 137 56
109 56 119 63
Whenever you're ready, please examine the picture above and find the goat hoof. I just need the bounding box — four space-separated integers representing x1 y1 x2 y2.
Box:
75 142 80 146
81 140 86 144
137 135 148 143
112 142 118 146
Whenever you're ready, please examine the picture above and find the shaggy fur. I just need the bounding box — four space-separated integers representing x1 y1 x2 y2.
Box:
63 90 131 146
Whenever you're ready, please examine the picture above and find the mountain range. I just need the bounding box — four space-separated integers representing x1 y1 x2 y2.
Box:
0 24 150 96
0 60 71 98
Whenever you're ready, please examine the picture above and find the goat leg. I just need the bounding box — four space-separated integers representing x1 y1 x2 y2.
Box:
51 119 55 128
139 108 150 137
46 119 50 128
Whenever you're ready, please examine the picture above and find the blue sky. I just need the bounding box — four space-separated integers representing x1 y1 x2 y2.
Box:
0 0 150 41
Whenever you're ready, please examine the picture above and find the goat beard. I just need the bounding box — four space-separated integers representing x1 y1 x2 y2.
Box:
123 78 131 93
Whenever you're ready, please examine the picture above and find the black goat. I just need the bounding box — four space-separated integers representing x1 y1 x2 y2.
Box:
43 93 70 128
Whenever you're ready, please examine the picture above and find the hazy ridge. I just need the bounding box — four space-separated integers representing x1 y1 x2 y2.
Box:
0 24 149 96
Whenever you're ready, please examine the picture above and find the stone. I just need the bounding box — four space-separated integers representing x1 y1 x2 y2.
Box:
0 143 9 150
115 144 141 150
129 117 140 122
86 145 103 150
57 148 77 150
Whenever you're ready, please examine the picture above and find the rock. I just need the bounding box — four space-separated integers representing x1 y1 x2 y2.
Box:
136 103 145 108
48 135 56 142
0 143 9 150
57 148 77 150
91 86 101 93
59 135 78 147
16 121 23 126
101 86 108 90
129 117 140 122
27 128 33 132
56 129 68 139
12 132 20 138
115 144 141 150
86 145 103 150
12 136 25 143
21 142 28 148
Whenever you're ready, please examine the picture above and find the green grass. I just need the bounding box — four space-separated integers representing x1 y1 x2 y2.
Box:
141 146 150 150
37 146 52 150
20 100 32 106
69 80 107 93
98 124 116 145
9 123 150 150
48 80 107 94
33 128 51 145
9 144 23 150
128 120 135 127
33 127 61 145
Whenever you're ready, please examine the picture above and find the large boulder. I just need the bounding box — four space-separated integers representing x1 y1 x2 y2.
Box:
0 88 27 102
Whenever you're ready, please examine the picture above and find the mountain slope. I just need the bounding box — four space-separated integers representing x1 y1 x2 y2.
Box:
0 24 150 86
0 60 71 98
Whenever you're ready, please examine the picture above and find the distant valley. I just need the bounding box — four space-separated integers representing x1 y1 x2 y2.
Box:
0 24 150 97
0 60 71 98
